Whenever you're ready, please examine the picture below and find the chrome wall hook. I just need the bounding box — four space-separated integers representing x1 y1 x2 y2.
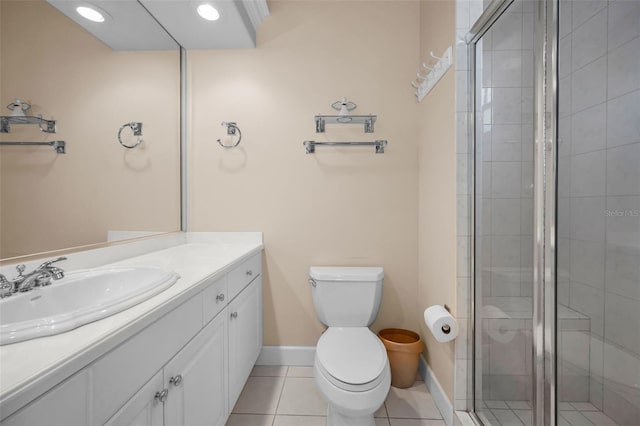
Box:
422 63 434 71
118 122 143 149
217 121 242 148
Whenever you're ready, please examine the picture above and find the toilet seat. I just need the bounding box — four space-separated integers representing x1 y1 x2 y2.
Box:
316 327 388 392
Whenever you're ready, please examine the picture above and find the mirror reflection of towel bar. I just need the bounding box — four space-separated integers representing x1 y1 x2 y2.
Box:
303 140 387 154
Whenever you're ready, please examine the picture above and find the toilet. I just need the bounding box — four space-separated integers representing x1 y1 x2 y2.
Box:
310 266 391 426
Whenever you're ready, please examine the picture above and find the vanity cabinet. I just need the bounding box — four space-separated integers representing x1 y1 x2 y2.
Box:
228 275 263 411
0 251 263 426
105 312 228 426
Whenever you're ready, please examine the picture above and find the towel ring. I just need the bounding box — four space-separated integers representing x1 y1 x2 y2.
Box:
217 122 242 148
118 122 143 149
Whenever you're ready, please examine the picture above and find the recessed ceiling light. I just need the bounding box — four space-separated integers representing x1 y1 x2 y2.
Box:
76 5 105 23
197 4 220 21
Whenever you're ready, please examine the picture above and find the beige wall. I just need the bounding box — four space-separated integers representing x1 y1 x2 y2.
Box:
0 0 180 259
188 0 421 346
417 0 457 401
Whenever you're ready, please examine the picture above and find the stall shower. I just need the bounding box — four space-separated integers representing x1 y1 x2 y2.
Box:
467 0 639 424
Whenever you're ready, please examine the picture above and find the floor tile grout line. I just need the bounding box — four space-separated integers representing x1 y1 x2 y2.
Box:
271 374 289 426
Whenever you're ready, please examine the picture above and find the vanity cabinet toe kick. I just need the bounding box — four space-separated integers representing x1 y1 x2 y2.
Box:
0 251 263 426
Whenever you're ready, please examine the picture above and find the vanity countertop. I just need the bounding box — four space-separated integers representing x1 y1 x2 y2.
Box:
0 233 263 415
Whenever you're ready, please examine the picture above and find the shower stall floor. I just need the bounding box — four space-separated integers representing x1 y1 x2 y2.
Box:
477 400 619 426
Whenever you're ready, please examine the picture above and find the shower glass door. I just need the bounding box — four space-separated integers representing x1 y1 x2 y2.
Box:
556 0 640 424
471 0 536 424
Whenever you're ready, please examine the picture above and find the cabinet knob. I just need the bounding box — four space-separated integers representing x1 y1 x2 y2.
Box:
246 270 253 277
216 293 225 302
155 389 168 403
170 374 183 387
231 311 238 319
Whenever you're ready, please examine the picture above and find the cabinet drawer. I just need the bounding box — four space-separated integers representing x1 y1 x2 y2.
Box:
228 252 262 301
90 294 203 425
202 275 228 324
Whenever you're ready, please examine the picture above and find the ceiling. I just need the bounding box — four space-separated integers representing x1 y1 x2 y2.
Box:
47 0 270 50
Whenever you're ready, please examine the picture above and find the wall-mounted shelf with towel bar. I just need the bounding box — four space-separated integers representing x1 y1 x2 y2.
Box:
304 140 387 154
1 115 57 134
0 140 66 154
314 114 377 133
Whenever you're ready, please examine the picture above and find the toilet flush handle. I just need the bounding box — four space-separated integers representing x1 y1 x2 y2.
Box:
309 278 317 287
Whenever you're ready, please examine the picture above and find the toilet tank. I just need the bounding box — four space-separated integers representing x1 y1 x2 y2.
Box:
309 267 384 327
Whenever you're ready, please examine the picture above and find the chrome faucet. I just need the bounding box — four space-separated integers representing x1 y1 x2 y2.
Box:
0 257 67 298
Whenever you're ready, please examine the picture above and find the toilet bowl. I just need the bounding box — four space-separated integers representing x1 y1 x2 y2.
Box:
314 327 391 426
309 267 390 426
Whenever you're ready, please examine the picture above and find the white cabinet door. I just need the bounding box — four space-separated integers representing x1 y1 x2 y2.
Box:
164 312 228 426
1 370 89 426
227 276 263 411
104 371 164 426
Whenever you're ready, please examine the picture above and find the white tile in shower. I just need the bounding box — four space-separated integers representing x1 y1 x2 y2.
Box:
456 114 468 154
493 88 522 124
606 89 640 148
607 37 640 100
492 125 521 160
559 0 572 39
605 244 640 301
492 51 522 88
521 50 534 88
571 0 607 31
569 196 606 242
558 116 572 158
607 0 640 51
491 199 521 236
492 12 522 51
559 75 572 118
605 196 640 248
491 236 521 268
568 281 605 337
570 151 606 197
520 198 533 236
560 331 590 374
457 195 470 236
456 70 469 112
559 35 572 78
491 409 525 426
604 293 640 356
521 13 534 51
571 103 606 155
571 8 607 71
491 162 522 198
571 56 607 112
569 239 605 289
520 162 533 198
606 143 640 196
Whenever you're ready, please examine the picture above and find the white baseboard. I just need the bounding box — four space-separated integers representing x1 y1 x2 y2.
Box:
257 346 316 366
418 355 454 426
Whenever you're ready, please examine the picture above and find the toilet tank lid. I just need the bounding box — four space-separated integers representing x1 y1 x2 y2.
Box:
309 267 384 281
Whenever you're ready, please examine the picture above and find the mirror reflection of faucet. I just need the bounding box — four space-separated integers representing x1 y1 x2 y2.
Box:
0 256 67 298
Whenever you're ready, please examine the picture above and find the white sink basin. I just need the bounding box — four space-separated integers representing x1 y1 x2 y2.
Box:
0 267 179 345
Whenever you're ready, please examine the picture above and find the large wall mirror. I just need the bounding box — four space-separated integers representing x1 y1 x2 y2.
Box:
0 0 181 260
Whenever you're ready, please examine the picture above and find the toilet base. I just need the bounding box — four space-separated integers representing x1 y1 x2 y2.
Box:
326 405 375 426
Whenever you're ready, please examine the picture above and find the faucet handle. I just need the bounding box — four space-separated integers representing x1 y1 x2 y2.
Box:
36 256 67 270
16 264 26 276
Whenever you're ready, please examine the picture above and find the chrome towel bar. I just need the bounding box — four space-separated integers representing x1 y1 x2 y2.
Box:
303 140 387 154
0 140 66 154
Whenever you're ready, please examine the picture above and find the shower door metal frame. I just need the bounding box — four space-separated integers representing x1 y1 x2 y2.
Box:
466 0 559 424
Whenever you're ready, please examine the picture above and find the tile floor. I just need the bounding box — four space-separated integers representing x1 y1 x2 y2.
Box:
226 366 446 426
477 400 619 426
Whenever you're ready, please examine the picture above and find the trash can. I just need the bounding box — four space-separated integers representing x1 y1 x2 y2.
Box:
378 328 423 388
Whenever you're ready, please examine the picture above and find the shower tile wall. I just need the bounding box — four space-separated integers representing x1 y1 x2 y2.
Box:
557 0 640 424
